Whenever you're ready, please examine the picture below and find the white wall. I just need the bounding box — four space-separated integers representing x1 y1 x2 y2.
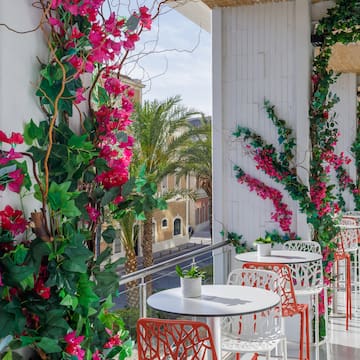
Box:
213 1 303 254
0 1 47 208
212 1 359 283
333 73 358 210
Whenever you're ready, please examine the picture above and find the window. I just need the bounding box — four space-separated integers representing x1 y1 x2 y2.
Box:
174 218 181 236
161 218 168 228
161 176 168 194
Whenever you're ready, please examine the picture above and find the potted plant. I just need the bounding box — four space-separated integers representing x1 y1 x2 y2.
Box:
175 264 206 298
254 236 273 257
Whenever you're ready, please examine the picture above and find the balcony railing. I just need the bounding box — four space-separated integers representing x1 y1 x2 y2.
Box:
117 240 232 319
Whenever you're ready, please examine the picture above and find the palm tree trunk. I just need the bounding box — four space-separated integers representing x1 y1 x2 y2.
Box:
124 245 139 308
142 211 154 295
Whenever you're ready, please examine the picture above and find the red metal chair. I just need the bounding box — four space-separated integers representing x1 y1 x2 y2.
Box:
243 262 310 360
333 215 359 330
137 318 218 360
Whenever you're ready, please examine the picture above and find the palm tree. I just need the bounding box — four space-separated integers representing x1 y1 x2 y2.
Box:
117 211 139 307
132 95 198 288
176 115 213 236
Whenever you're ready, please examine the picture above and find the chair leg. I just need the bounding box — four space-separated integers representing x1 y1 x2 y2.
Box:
305 306 310 360
314 294 320 360
324 288 330 359
346 256 352 330
283 338 288 360
236 353 241 360
299 312 304 360
347 257 352 320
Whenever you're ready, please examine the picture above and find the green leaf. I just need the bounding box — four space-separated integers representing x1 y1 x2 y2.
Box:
20 336 36 346
36 337 62 353
126 15 139 31
101 187 121 206
60 294 79 310
13 245 28 265
102 226 116 244
61 200 81 218
97 86 110 105
77 274 99 309
2 351 13 360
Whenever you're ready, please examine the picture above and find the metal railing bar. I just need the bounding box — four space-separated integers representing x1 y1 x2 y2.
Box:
118 240 230 285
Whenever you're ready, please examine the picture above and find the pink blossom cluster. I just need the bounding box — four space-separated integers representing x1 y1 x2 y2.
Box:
237 173 292 232
104 328 122 348
0 205 28 237
49 1 152 77
48 3 152 212
0 132 25 193
94 76 135 204
64 331 85 360
51 0 103 21
321 150 351 171
310 180 340 217
253 148 284 181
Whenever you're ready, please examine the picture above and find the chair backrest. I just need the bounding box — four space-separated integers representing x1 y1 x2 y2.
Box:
283 240 321 254
227 268 279 292
137 318 218 360
339 216 359 251
282 241 323 290
242 262 298 309
223 268 282 342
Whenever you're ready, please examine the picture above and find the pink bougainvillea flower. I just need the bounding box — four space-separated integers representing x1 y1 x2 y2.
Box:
7 169 24 193
123 32 139 50
0 131 23 144
8 132 24 144
104 77 123 96
0 205 28 236
34 279 51 299
92 350 102 360
64 331 85 360
70 24 84 40
85 204 100 222
104 334 122 348
50 0 61 9
0 148 23 165
138 6 152 30
74 87 86 104
0 272 3 286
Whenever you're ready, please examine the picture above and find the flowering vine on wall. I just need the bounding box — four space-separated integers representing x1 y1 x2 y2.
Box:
232 0 360 337
0 1 163 359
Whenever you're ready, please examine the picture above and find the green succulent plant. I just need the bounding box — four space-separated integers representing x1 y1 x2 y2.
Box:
175 264 206 279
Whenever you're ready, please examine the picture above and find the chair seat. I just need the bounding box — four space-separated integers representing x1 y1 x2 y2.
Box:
282 303 308 318
294 287 324 296
222 336 284 353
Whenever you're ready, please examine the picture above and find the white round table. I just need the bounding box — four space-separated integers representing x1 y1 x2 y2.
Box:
235 249 322 264
147 284 280 358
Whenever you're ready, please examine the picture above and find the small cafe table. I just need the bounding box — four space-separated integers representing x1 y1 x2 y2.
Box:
147 284 280 358
235 249 322 265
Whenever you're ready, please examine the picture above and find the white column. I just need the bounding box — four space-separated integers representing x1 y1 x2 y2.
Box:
295 0 312 240
212 7 228 285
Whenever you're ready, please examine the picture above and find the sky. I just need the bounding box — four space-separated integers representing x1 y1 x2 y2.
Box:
123 4 212 116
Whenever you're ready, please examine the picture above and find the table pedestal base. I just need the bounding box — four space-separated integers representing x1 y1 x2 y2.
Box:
207 317 221 359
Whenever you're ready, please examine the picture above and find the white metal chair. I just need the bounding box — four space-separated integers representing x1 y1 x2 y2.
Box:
283 240 329 360
221 268 287 360
335 216 359 328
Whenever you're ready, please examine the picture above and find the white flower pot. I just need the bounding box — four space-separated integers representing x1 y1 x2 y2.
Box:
181 277 202 298
256 243 272 257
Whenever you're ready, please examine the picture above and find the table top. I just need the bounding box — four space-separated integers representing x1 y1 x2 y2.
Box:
147 284 280 317
235 249 322 264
